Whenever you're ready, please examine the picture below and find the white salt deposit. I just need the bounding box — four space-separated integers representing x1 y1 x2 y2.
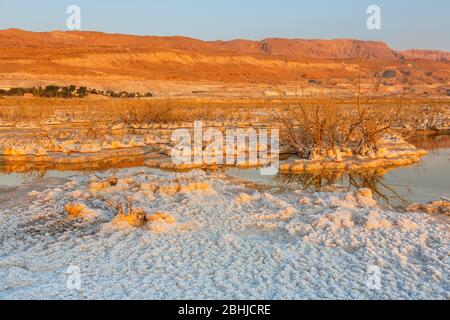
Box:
0 169 448 299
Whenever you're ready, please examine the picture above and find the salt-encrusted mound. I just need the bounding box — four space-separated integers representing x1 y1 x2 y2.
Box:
407 200 450 216
0 169 448 299
280 134 428 173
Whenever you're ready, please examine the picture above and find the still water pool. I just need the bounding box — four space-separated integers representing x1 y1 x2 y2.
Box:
1 135 449 207
228 135 450 206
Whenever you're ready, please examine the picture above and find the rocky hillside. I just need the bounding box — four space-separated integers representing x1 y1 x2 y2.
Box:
0 29 449 97
0 29 404 60
400 50 450 61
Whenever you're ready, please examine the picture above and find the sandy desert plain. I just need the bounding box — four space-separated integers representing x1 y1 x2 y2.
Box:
0 29 449 299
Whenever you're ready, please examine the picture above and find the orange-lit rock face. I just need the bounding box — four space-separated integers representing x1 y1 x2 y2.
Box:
0 29 448 97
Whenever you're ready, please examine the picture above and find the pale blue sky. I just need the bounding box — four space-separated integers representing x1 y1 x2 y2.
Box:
0 0 448 50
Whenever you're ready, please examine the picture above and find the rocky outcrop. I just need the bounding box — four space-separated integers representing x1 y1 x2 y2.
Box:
0 29 401 60
400 50 450 61
0 29 449 96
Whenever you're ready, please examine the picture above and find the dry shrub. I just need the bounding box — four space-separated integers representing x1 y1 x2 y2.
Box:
0 97 269 124
0 95 446 132
0 103 57 122
272 71 409 157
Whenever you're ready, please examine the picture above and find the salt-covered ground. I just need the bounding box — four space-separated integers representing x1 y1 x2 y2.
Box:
0 168 448 299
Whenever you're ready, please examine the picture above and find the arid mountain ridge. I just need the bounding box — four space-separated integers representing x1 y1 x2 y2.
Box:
1 28 448 61
0 29 449 98
399 50 450 62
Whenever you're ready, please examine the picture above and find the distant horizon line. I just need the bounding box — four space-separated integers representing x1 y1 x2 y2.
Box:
2 27 449 53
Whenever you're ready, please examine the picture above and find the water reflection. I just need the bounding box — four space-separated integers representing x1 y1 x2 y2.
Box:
226 167 410 207
407 134 450 153
1 135 449 207
226 135 450 207
276 169 410 205
0 158 147 187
